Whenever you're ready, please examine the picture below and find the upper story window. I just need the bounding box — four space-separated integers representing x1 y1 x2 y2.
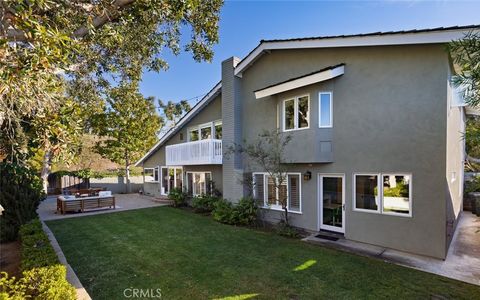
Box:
319 92 332 128
188 120 222 142
283 95 309 131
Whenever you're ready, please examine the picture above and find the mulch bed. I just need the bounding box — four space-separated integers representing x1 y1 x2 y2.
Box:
0 240 22 278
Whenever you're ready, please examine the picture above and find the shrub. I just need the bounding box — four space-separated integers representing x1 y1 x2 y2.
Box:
466 175 480 193
276 222 300 238
192 195 220 213
0 162 45 242
233 197 257 226
0 219 76 300
212 197 257 226
168 187 187 207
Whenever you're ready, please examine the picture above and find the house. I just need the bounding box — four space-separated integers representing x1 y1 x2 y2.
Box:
136 25 480 259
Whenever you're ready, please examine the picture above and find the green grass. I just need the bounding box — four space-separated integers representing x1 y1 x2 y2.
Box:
46 207 480 299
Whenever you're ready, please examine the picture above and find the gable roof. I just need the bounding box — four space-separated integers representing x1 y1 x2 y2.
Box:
235 25 480 76
135 82 221 166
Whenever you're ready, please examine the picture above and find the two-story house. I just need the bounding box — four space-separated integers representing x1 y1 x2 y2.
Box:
136 25 479 259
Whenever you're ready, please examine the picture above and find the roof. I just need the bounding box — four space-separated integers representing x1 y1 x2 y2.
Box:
254 63 345 98
235 25 480 76
135 82 222 166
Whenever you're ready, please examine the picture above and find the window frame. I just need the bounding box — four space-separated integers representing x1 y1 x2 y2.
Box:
144 167 159 183
381 173 413 217
318 91 333 128
353 172 413 218
187 120 222 142
282 94 310 132
352 173 381 214
160 166 183 195
252 172 302 214
186 171 212 196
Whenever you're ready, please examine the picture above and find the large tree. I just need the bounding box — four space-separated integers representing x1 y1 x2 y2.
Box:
93 82 162 193
449 31 480 165
0 0 223 161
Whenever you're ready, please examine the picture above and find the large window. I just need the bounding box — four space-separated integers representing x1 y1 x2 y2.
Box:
161 166 183 195
188 120 222 141
319 92 332 128
144 167 159 183
253 172 301 213
283 95 309 131
186 172 212 196
354 173 412 217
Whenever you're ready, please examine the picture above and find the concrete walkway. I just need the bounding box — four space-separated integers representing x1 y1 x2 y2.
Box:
304 212 480 286
38 193 167 299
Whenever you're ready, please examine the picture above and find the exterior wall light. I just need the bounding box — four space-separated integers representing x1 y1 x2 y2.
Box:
303 171 312 181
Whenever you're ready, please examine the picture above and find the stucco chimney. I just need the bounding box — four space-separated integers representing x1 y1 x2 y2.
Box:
221 57 244 202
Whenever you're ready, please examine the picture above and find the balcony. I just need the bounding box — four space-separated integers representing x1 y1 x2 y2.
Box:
166 139 222 166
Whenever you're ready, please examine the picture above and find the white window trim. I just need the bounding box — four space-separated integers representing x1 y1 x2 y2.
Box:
353 172 413 218
381 173 413 218
318 91 333 128
282 94 310 132
144 167 159 183
187 120 222 142
160 166 183 195
352 173 381 214
252 172 302 214
186 171 212 196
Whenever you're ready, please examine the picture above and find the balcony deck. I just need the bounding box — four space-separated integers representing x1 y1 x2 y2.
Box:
166 139 222 166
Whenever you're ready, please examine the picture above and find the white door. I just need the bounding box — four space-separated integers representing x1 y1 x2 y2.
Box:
318 174 345 233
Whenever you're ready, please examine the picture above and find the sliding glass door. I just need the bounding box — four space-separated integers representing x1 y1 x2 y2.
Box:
161 167 183 195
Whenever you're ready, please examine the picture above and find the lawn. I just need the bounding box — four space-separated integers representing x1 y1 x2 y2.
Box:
46 207 480 299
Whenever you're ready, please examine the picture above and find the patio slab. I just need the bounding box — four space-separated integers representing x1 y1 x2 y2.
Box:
38 193 167 221
303 212 480 286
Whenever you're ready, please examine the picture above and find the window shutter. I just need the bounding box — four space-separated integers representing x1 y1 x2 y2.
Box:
288 174 300 211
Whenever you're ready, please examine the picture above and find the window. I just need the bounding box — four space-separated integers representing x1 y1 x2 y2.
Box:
144 167 159 182
187 120 222 141
161 167 183 195
282 95 309 131
319 92 332 128
354 173 412 217
215 121 222 139
253 172 301 213
354 174 379 212
382 174 411 216
186 172 212 196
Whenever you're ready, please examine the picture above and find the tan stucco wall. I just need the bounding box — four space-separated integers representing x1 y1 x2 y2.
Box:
236 44 449 258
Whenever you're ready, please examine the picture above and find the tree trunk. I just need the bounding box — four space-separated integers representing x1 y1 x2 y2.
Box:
40 150 52 195
283 206 289 226
125 150 130 194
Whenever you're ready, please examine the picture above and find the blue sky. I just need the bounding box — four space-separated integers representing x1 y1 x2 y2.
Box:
139 0 480 108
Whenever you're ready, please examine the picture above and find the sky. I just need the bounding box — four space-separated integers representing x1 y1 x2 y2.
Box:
139 0 480 108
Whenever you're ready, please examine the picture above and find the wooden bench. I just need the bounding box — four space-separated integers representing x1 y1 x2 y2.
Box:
57 195 116 214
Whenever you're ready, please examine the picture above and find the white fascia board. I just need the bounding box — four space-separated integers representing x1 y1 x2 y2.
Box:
134 82 222 166
235 29 479 76
254 65 344 99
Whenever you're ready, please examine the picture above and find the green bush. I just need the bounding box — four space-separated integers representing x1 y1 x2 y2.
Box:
192 195 220 213
212 197 257 226
0 162 45 242
466 175 480 193
0 219 76 300
168 187 187 207
276 222 300 238
212 199 236 224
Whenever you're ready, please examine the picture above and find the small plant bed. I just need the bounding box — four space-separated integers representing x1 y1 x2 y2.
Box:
0 219 76 299
46 207 480 299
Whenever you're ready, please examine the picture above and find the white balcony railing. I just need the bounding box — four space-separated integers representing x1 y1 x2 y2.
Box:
166 139 222 166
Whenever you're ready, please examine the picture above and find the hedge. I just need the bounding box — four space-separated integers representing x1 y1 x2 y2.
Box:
0 219 76 300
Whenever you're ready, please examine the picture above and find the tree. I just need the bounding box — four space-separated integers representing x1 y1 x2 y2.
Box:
228 130 293 226
158 100 191 130
94 82 162 193
1 0 223 162
449 31 480 166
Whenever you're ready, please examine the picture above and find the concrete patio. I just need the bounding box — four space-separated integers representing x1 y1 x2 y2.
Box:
38 193 168 221
304 212 480 286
